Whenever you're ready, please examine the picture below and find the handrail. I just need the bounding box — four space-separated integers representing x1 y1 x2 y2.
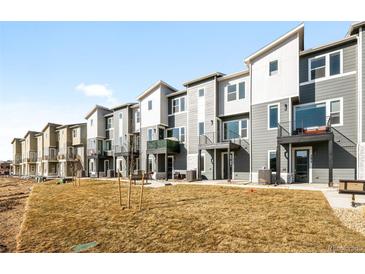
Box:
278 116 332 138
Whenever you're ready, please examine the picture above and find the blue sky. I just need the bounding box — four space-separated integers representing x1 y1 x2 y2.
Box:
0 21 352 159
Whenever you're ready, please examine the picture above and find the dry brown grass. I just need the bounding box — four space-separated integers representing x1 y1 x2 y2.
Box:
0 177 34 252
16 179 365 252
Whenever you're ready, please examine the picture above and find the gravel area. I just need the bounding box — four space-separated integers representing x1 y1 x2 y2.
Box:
333 207 365 237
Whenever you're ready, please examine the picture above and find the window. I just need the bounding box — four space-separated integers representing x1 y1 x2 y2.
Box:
147 128 153 141
227 84 237 102
269 60 278 76
226 82 245 102
166 127 185 142
223 119 248 140
268 104 279 129
172 98 180 113
200 154 205 172
198 88 205 97
330 52 341 76
73 129 77 138
119 113 123 119
148 156 153 171
106 117 113 129
148 100 152 110
309 51 342 81
330 100 341 125
180 97 186 111
198 122 205 136
268 151 276 172
238 82 245 99
310 56 326 80
135 111 140 123
105 140 112 151
90 119 93 127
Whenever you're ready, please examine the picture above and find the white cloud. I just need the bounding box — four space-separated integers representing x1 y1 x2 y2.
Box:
75 82 119 106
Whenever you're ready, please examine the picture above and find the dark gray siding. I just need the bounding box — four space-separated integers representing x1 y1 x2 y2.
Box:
299 41 357 83
251 98 290 180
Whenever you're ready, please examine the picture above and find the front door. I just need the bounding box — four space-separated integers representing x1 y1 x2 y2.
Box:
167 156 174 179
221 152 234 180
294 149 310 183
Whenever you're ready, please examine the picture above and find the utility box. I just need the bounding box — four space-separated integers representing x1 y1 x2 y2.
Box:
187 170 196 182
258 169 272 185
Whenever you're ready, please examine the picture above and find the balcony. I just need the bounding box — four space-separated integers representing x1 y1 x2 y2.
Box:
26 151 37 163
14 155 22 165
147 139 180 154
277 117 334 145
87 148 104 157
44 147 58 161
198 131 243 151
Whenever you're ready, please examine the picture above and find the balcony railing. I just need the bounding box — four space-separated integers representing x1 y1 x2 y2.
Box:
44 147 58 161
87 148 104 157
199 130 245 147
14 154 22 164
147 139 180 154
278 116 332 138
26 151 37 162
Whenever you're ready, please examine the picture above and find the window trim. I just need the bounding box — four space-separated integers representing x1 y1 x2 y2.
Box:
225 81 246 102
148 100 153 110
170 96 187 115
267 150 277 172
147 128 154 141
198 121 205 136
308 49 343 82
226 84 237 102
198 87 205 97
267 103 280 130
293 97 343 128
166 127 186 143
222 118 249 140
269 60 278 76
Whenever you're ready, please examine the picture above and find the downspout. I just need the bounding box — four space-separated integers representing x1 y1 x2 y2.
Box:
248 62 253 182
357 27 363 179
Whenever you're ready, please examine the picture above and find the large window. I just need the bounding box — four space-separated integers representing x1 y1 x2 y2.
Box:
172 96 186 114
268 104 279 129
198 122 205 136
294 98 342 129
166 127 185 142
226 82 245 102
268 151 276 172
309 50 342 81
223 119 248 140
147 128 153 141
269 60 278 76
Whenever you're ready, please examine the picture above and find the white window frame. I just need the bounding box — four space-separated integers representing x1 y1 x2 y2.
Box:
308 49 343 82
226 84 237 102
170 96 187 115
135 110 140 124
73 129 77 138
147 128 154 141
267 103 280 130
225 82 246 102
269 60 278 76
222 118 249 140
293 97 343 128
148 100 153 110
198 122 205 136
198 87 205 97
267 150 277 172
166 127 186 143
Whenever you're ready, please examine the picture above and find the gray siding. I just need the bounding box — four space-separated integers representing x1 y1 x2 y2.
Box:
251 98 290 177
299 41 357 83
362 29 365 142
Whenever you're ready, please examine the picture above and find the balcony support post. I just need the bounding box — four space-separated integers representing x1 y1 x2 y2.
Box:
276 142 281 185
227 146 231 183
197 149 201 181
165 154 168 181
328 137 333 187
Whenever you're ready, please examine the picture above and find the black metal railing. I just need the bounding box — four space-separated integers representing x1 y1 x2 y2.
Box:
199 130 246 147
278 116 332 138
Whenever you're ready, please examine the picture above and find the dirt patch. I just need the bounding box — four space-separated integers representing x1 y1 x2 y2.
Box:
0 177 34 253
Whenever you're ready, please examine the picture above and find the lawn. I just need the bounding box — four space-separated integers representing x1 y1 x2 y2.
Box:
17 179 365 252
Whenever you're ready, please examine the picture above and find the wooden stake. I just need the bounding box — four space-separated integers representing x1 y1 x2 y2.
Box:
118 171 122 206
127 174 132 209
139 173 145 210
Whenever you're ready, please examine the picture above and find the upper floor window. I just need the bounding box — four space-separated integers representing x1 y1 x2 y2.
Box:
269 60 278 76
119 113 123 119
198 88 205 97
309 50 342 81
198 122 205 136
223 119 248 140
135 110 140 123
330 100 341 125
106 117 113 129
172 96 186 114
148 100 153 110
226 82 246 102
73 129 77 138
90 119 93 127
147 128 153 141
166 127 186 142
268 104 279 129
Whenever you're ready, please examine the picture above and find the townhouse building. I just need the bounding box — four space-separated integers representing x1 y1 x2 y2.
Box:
41 123 61 178
35 132 43 176
22 131 39 177
11 21 365 185
11 138 23 176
